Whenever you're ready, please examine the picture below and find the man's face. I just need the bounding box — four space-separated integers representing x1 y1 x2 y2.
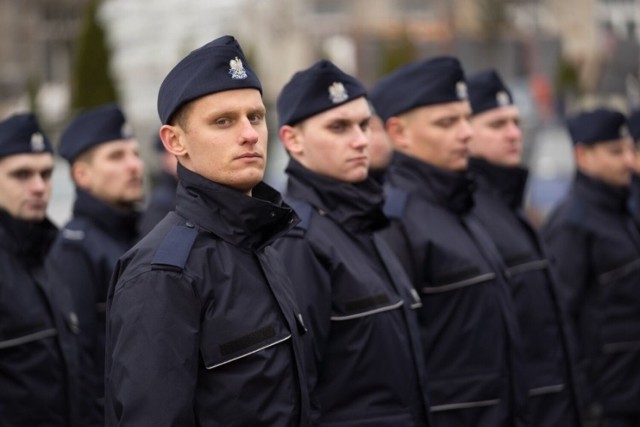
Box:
74 139 144 208
469 105 523 167
164 89 267 195
282 97 371 183
0 152 54 221
397 100 473 172
577 138 635 187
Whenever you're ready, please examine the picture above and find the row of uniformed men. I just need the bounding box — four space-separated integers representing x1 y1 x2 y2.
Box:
1 34 639 427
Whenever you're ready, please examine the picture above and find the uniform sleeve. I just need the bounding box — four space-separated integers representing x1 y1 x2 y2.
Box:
272 234 332 422
541 222 594 406
542 224 590 331
45 241 103 410
105 267 201 427
46 242 98 355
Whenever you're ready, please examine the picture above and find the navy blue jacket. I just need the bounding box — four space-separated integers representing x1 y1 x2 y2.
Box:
105 164 310 426
273 159 430 427
46 189 139 412
542 171 640 417
138 171 177 236
0 210 86 426
470 158 583 426
380 152 529 427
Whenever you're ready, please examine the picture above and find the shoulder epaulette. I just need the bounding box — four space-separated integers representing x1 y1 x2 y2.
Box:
151 223 198 270
287 200 313 231
383 187 409 219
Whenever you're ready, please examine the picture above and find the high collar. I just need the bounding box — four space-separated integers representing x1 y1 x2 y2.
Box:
73 188 140 244
285 158 388 233
469 157 529 209
387 151 475 215
574 170 629 213
0 209 57 263
175 163 298 250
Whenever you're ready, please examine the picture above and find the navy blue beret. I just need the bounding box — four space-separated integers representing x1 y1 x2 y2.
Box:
277 59 368 127
566 108 628 146
0 113 53 158
59 103 133 163
369 56 468 123
158 35 262 125
467 69 514 115
628 109 640 142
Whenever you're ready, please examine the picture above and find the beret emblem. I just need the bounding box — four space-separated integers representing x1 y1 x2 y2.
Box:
30 132 45 152
328 82 348 104
229 57 248 80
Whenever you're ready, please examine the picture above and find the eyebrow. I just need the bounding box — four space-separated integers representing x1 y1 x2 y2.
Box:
205 105 266 118
8 166 53 175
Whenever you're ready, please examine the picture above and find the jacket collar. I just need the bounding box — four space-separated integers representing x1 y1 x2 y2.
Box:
387 151 475 215
175 163 298 250
285 158 388 233
0 208 57 263
73 188 140 244
573 170 629 213
469 157 529 209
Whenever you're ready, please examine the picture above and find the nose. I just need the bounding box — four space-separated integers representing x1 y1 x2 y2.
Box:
127 151 144 175
459 118 474 141
507 121 522 141
625 147 636 169
352 126 369 150
239 118 260 146
30 174 47 194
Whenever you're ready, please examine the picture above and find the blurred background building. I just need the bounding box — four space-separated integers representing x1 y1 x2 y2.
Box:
1 0 639 225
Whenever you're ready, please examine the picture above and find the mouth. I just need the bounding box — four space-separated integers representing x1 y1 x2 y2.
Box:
348 155 368 164
236 152 263 160
26 200 47 210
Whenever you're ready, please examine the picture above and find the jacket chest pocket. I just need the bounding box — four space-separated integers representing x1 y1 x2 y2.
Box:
199 303 293 370
422 243 495 294
330 292 404 321
0 319 58 350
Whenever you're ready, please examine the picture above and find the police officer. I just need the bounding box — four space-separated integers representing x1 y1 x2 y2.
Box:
466 69 583 426
542 108 640 427
0 113 90 426
275 59 430 426
45 103 144 415
370 57 528 427
105 35 310 426
138 134 178 236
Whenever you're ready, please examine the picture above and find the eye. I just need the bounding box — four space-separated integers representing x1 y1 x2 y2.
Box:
248 112 264 124
215 118 232 127
108 150 125 161
359 118 370 132
328 121 348 132
12 170 31 181
488 120 506 129
436 118 456 128
41 169 53 181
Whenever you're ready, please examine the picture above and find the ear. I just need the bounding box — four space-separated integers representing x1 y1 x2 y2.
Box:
279 125 303 156
386 116 410 150
71 161 91 189
159 125 187 157
574 142 591 169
